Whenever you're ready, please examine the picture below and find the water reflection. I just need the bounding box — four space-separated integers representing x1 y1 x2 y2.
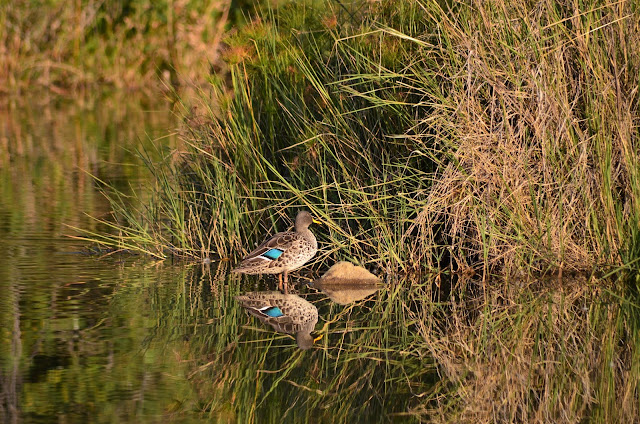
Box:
0 93 179 238
236 292 318 350
0 94 186 423
314 281 381 305
0 95 434 423
234 262 384 351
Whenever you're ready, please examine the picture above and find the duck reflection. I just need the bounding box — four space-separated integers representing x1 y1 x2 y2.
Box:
235 291 318 350
313 262 382 304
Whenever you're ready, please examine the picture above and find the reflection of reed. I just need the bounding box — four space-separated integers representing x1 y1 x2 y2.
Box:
314 281 380 305
185 266 435 422
0 284 21 424
0 95 178 236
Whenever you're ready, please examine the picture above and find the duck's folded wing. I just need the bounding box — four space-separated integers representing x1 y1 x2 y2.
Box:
242 232 297 261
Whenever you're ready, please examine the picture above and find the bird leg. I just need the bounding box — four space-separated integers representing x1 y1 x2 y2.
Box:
283 271 289 294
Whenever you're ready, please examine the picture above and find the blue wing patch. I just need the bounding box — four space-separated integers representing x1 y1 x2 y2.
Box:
260 306 284 317
262 248 284 260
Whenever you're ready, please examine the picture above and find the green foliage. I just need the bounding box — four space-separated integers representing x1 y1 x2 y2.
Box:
0 0 263 93
90 0 438 273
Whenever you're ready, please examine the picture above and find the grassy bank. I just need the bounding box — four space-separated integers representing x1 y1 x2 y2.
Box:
91 0 639 276
83 0 640 421
0 0 258 94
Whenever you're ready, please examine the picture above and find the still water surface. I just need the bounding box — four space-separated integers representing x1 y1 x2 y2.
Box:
0 96 431 423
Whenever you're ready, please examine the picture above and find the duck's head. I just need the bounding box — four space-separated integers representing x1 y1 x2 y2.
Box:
296 331 323 350
295 211 321 231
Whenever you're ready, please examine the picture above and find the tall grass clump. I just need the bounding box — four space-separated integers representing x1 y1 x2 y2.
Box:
410 0 640 277
92 0 436 271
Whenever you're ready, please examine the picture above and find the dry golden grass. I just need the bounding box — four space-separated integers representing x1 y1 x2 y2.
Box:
411 0 640 277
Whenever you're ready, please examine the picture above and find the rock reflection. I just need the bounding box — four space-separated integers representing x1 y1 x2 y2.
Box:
235 292 318 350
313 261 382 304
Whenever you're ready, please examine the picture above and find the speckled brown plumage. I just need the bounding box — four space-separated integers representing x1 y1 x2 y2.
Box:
233 211 319 292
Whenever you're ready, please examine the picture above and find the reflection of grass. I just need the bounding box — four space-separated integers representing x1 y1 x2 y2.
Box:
185 270 640 423
413 277 640 423
85 0 640 421
13 258 200 423
185 265 437 422
13 258 640 422
0 94 179 239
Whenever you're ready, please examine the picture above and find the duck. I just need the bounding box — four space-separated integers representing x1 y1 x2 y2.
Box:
235 291 319 350
233 211 320 293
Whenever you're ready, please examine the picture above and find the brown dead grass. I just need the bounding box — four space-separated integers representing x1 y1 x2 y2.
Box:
411 0 640 277
0 0 232 95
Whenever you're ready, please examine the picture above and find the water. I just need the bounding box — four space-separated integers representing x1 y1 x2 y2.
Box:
0 95 431 423
0 94 186 423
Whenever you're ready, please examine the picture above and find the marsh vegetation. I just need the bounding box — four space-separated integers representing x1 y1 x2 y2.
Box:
2 0 640 422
